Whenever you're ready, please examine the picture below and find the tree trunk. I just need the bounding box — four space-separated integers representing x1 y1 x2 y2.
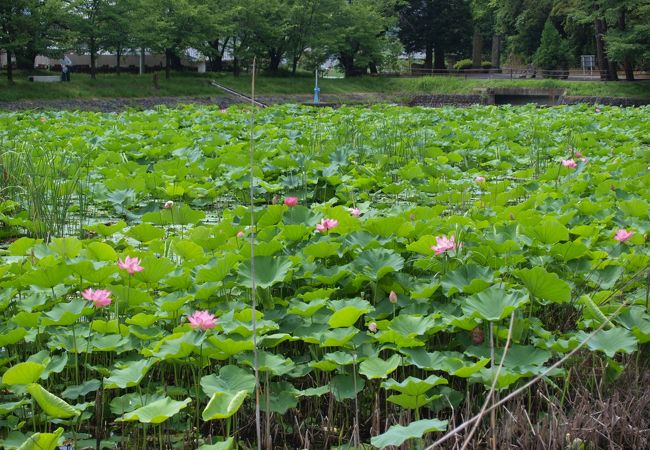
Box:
165 48 172 79
116 48 121 75
608 60 619 81
209 40 223 71
594 18 612 81
233 57 240 76
340 53 359 77
292 56 299 76
6 50 13 83
433 46 445 71
15 49 37 71
139 47 145 75
368 61 378 74
617 9 634 81
472 29 482 68
268 49 282 73
424 43 433 70
491 34 501 69
89 37 97 79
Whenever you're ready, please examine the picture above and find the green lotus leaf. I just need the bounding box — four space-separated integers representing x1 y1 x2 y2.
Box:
27 383 80 418
133 256 175 284
328 298 373 328
260 381 299 414
116 397 191 424
85 241 118 261
303 241 341 259
0 399 28 414
620 199 648 218
196 254 241 283
370 419 447 449
208 336 255 357
127 223 165 243
353 248 404 281
11 312 41 328
196 437 234 450
237 350 295 376
142 203 205 225
61 379 102 400
84 220 127 237
201 365 256 397
49 237 82 258
462 287 529 321
578 328 638 358
617 307 650 344
173 239 205 261
202 390 247 420
71 260 116 283
550 241 589 262
103 359 153 389
2 362 44 385
287 298 327 317
441 264 493 296
527 219 569 244
41 300 87 326
257 205 285 227
364 216 405 237
470 367 525 389
16 427 64 450
387 393 440 409
8 237 39 256
359 354 401 379
382 375 448 396
21 264 70 289
238 256 293 289
514 266 571 303
1 328 29 347
145 331 203 360
330 374 365 401
590 265 624 290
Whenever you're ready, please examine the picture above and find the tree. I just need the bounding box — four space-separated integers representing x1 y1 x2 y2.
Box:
1 0 68 77
533 19 571 73
98 0 136 74
399 0 473 70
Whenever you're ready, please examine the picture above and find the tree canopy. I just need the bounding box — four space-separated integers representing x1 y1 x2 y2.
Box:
1 0 648 81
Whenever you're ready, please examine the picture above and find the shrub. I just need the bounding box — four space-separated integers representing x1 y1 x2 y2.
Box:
481 61 492 69
533 19 572 70
453 59 473 70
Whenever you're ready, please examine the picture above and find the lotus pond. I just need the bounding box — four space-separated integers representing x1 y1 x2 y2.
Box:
0 104 649 449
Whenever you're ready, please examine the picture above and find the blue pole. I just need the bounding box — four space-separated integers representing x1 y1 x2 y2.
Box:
314 69 320 105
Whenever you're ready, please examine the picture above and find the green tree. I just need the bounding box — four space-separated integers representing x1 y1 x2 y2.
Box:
533 19 571 73
1 0 68 78
399 0 473 70
325 0 397 76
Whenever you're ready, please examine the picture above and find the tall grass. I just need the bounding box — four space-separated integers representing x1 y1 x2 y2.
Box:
0 143 90 240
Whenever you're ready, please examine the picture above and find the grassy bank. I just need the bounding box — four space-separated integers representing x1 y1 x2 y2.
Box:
1 71 649 101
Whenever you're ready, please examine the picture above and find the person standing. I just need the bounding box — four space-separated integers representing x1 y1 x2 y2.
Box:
60 54 72 81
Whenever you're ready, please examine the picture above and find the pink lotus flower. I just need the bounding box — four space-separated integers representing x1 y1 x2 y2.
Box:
316 218 339 233
475 175 486 184
388 291 398 303
163 200 174 209
432 235 459 255
82 288 112 308
368 322 378 333
575 151 583 158
614 229 633 242
118 256 144 274
562 159 577 169
284 196 299 207
236 230 245 238
349 207 361 217
187 310 217 330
